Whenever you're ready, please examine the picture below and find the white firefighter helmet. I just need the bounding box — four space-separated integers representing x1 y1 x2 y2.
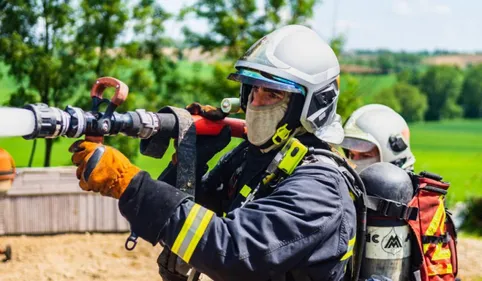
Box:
341 104 415 171
227 24 343 146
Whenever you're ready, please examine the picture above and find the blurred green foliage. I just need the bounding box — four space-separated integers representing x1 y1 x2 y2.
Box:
374 82 428 122
420 66 464 120
461 64 482 118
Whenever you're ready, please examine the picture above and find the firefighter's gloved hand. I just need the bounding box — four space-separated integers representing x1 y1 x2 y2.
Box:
186 102 228 121
196 125 232 167
185 102 231 165
157 248 190 281
69 141 141 199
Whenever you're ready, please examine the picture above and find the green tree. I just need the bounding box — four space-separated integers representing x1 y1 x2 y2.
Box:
374 82 428 122
74 0 176 160
397 69 422 86
1 0 175 164
396 83 428 122
377 52 396 74
330 36 346 57
420 66 464 120
76 0 129 78
130 0 178 108
373 87 402 113
334 35 363 121
181 0 322 60
338 74 364 121
0 0 82 167
460 64 482 118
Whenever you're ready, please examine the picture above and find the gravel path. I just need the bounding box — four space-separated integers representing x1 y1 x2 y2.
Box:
0 233 480 281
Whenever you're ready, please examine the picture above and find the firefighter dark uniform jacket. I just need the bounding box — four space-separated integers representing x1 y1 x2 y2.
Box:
118 135 357 281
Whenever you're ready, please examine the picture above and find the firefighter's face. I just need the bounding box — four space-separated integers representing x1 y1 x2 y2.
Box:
250 86 287 106
346 146 380 161
245 86 290 147
345 146 381 172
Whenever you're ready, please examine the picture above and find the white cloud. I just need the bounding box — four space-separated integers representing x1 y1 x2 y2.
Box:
432 5 452 15
393 0 412 16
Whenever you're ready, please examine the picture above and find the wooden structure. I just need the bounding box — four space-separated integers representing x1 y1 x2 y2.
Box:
0 167 130 235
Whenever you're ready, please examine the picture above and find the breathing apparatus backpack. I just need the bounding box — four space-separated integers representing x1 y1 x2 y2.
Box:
358 164 459 281
407 171 458 281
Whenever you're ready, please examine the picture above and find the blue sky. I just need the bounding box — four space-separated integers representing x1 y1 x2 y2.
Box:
160 0 482 52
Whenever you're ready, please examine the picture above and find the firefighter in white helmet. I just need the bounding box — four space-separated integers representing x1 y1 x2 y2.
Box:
69 25 358 281
340 104 415 172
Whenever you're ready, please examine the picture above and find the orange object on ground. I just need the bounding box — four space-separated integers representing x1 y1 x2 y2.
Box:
0 148 15 193
0 148 15 181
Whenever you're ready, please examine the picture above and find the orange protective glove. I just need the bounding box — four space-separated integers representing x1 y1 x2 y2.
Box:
69 141 141 199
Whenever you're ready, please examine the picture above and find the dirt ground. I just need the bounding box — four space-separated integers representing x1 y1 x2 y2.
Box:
0 233 481 281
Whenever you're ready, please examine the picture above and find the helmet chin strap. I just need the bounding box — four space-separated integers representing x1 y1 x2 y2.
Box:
259 127 304 153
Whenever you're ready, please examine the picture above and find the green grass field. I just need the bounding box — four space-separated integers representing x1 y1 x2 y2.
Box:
353 74 397 103
409 119 482 204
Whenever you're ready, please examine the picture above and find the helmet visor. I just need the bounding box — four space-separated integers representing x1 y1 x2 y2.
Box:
228 69 305 95
340 137 378 153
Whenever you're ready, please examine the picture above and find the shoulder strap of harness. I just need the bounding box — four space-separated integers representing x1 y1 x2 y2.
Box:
306 148 367 281
365 195 419 221
227 138 308 212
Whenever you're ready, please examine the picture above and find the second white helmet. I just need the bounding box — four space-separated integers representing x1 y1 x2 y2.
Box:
340 104 415 171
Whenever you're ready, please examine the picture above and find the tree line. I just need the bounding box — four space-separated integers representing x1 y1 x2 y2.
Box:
373 64 482 122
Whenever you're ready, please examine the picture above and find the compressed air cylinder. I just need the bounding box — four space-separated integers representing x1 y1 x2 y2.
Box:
359 162 414 281
220 98 242 114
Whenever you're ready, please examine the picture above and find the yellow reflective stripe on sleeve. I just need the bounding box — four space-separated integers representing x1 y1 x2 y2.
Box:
172 204 201 254
239 185 252 197
425 196 445 236
171 204 215 263
183 209 214 262
341 236 356 261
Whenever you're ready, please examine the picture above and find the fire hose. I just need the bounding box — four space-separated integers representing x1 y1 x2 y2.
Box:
21 77 246 142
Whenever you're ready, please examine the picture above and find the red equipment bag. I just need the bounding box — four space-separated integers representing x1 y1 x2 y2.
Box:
407 171 458 281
